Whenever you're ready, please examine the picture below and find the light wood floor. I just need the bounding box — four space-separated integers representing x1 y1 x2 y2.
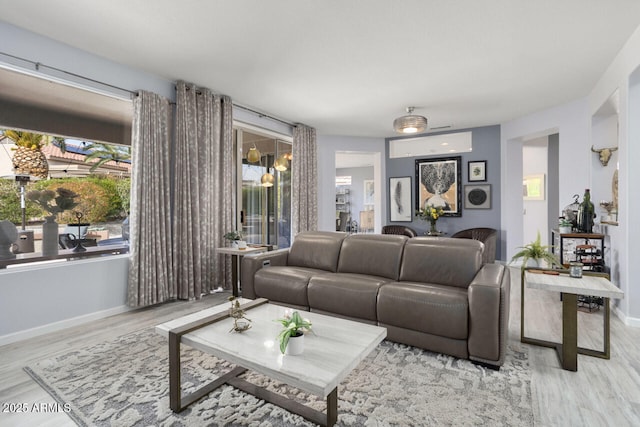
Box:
1 267 639 426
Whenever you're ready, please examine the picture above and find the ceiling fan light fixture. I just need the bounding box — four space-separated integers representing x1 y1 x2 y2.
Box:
393 107 428 134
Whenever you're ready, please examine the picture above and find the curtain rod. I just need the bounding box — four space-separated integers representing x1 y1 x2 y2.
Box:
0 51 137 97
3 51 296 128
232 103 295 128
177 85 294 128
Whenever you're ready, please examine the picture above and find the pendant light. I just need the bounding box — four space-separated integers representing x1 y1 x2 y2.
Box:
393 107 428 134
246 145 261 163
261 172 274 187
273 154 289 171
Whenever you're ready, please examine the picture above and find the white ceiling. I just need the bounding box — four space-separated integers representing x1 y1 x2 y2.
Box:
1 0 640 137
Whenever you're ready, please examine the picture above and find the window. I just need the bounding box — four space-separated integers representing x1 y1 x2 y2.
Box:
0 67 133 258
336 175 352 186
388 131 472 158
0 130 131 255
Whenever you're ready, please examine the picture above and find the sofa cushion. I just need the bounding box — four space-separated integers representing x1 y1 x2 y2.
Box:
287 231 347 272
377 282 469 339
337 234 407 280
308 273 389 321
399 237 483 288
254 266 327 307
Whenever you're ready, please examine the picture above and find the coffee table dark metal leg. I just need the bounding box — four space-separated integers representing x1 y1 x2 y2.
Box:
227 376 338 427
326 387 338 426
170 333 248 412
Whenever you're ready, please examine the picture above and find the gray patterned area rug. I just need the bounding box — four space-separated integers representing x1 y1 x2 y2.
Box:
25 328 533 426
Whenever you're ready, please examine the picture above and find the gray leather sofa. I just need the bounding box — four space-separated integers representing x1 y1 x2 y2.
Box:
242 231 510 368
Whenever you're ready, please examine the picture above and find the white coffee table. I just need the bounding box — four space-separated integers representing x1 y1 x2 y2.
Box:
156 298 386 426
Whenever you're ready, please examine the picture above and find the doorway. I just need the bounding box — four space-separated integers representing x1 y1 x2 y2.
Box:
522 134 559 248
335 151 380 233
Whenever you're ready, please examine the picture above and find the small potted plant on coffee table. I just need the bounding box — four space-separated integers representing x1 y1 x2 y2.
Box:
275 310 313 355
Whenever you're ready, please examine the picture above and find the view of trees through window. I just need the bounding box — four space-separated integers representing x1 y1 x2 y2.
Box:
0 128 131 254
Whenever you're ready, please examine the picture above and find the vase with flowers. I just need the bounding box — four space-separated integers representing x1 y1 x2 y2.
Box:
27 188 78 256
417 204 445 235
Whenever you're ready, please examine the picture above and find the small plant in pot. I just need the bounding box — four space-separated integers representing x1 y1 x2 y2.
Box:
275 310 313 355
510 231 562 269
223 230 246 249
559 218 573 234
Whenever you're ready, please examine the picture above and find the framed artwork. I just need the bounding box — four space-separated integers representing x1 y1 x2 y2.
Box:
363 180 374 205
523 174 545 200
464 184 491 209
468 160 487 182
389 176 412 222
415 156 462 217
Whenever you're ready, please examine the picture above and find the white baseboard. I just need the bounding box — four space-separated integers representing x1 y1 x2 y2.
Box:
612 304 640 327
0 305 133 347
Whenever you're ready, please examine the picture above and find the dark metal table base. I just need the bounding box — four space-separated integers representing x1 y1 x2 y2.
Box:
167 298 338 426
520 269 612 372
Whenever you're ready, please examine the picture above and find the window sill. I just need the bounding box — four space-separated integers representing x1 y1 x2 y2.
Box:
0 244 129 269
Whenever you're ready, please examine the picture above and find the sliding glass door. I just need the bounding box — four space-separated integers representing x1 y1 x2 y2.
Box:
235 128 292 249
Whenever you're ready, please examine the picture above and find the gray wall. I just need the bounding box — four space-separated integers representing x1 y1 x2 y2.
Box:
0 255 130 344
385 125 503 260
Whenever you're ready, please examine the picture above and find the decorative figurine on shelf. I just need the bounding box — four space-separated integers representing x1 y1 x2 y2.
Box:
599 201 614 222
228 296 252 333
577 189 595 233
70 211 88 253
562 194 580 230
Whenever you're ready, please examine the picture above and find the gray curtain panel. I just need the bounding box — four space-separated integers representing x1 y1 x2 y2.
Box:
292 124 318 234
127 91 175 307
174 82 234 298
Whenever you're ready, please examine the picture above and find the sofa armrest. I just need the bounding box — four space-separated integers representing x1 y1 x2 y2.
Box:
467 263 510 367
241 249 290 299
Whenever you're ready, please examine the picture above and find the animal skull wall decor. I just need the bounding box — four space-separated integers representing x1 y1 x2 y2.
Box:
591 145 618 167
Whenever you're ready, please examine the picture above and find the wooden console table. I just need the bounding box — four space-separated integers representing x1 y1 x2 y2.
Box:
520 268 623 371
0 244 129 269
